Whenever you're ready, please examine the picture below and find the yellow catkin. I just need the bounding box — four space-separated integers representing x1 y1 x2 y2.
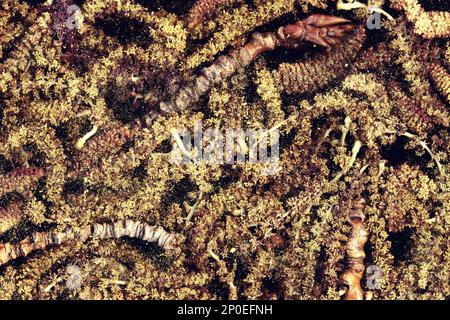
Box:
0 13 52 93
82 0 187 68
392 0 450 38
255 63 285 127
445 41 450 65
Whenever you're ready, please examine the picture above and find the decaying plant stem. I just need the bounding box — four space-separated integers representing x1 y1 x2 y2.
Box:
0 220 177 266
340 198 369 300
146 14 354 124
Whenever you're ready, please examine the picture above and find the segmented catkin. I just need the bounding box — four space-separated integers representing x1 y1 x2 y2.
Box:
0 202 23 236
389 81 434 134
391 0 450 39
429 62 450 104
340 198 369 300
353 43 394 72
445 42 450 66
69 124 140 177
0 220 177 266
276 26 365 95
187 0 242 31
0 167 45 198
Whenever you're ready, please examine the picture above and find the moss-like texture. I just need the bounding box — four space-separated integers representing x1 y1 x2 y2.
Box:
0 0 448 300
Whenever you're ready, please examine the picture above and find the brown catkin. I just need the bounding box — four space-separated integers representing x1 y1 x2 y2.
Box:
353 43 394 71
276 26 366 95
0 167 45 198
0 219 178 266
0 202 23 236
389 82 433 134
69 124 140 177
429 62 450 104
187 0 242 31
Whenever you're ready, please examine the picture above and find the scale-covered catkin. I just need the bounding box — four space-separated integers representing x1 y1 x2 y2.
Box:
187 0 242 31
276 26 365 95
388 81 433 134
353 43 394 72
69 124 140 176
0 202 23 236
0 167 45 198
429 62 450 104
0 220 177 266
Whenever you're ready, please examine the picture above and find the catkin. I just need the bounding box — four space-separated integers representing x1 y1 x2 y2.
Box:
187 0 242 31
69 124 140 176
276 26 366 95
389 82 433 134
429 62 450 104
0 202 23 236
0 167 45 198
391 0 450 39
0 220 177 266
0 13 51 93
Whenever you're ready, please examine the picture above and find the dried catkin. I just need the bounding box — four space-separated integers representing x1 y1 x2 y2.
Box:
0 167 45 198
429 62 450 104
445 42 450 66
276 26 366 95
340 198 369 300
69 124 140 176
187 0 242 31
0 202 23 236
353 43 394 72
0 220 177 266
389 82 433 134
